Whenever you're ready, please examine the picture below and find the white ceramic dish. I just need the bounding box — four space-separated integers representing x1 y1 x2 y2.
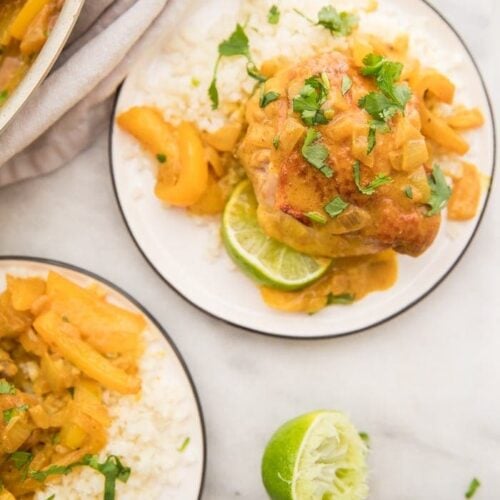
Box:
0 0 85 133
0 257 206 499
110 0 496 339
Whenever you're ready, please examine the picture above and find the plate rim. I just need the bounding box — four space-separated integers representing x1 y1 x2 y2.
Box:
0 255 207 500
108 0 497 341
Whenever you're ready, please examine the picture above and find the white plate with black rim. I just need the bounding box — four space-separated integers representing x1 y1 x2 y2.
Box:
0 257 206 499
109 0 496 339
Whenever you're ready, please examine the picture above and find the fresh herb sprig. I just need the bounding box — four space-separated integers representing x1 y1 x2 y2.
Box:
301 128 332 177
209 24 265 109
358 54 412 153
259 90 280 108
325 196 349 218
465 477 480 498
426 164 451 216
295 6 358 37
353 160 392 195
3 404 29 423
268 5 280 24
0 380 16 394
292 73 331 126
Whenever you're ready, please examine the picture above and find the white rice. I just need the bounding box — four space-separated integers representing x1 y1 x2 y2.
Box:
35 325 199 500
124 0 474 132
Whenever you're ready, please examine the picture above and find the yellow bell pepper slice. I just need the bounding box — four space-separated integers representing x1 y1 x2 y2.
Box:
9 0 50 40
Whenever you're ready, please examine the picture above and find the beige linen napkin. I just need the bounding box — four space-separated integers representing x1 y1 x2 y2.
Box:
0 0 190 186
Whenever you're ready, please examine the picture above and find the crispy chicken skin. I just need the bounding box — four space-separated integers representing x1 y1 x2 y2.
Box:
238 52 440 258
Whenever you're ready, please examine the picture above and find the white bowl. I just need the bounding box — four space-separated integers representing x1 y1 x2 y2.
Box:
0 0 85 133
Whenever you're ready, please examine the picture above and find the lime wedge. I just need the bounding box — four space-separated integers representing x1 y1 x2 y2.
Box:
222 180 331 291
262 411 369 500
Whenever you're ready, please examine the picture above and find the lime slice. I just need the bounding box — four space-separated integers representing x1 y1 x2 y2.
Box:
222 180 331 291
262 411 369 500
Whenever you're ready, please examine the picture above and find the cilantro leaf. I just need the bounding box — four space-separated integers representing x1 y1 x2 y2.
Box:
3 404 29 423
0 90 8 104
10 451 33 470
30 464 75 482
156 153 167 163
209 24 265 109
317 6 358 36
305 212 327 225
341 75 353 95
327 293 355 305
301 128 332 177
293 75 331 126
358 54 412 152
259 91 280 108
353 161 392 195
177 437 191 452
82 454 131 500
0 380 16 395
246 61 266 83
208 77 219 110
325 196 349 218
404 186 413 199
268 5 280 24
359 431 370 446
465 478 480 499
426 164 451 216
218 24 249 57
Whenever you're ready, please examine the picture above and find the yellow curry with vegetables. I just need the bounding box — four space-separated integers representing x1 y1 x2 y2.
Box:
0 272 143 498
117 4 485 314
0 0 64 106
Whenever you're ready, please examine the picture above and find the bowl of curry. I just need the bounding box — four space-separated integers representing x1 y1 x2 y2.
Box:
0 0 84 133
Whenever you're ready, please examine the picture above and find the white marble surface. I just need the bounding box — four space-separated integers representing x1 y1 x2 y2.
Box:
0 0 499 498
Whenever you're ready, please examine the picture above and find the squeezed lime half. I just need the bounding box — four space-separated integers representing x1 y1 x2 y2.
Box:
262 410 369 500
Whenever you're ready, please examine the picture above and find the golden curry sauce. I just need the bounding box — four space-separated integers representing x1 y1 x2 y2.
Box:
261 250 398 314
0 0 64 106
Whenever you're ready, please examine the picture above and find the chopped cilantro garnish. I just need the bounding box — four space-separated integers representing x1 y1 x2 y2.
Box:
325 196 349 218
359 431 370 446
426 164 451 216
341 75 353 95
209 24 265 109
305 211 327 225
465 478 480 498
292 74 331 126
0 380 16 395
272 135 280 150
30 464 74 482
259 90 280 108
295 6 358 37
218 24 250 57
3 404 29 423
156 153 167 163
178 437 191 452
0 90 8 103
358 54 412 153
301 128 332 177
317 6 358 36
10 451 33 479
353 161 392 195
327 293 355 305
268 5 280 24
404 186 413 199
82 454 131 500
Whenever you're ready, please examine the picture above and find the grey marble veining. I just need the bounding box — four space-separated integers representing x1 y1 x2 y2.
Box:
0 0 499 498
